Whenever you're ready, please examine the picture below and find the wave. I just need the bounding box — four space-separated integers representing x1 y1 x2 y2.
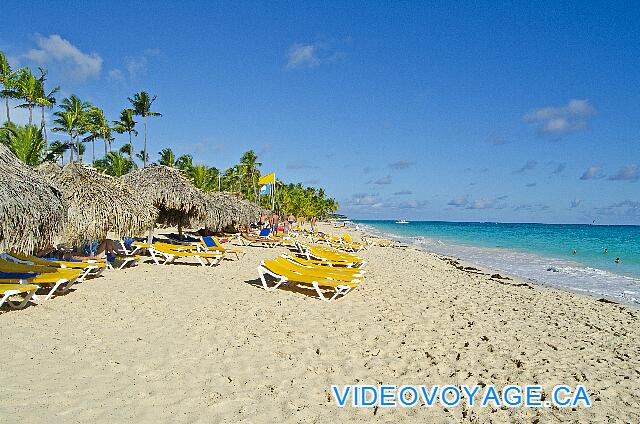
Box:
354 222 640 305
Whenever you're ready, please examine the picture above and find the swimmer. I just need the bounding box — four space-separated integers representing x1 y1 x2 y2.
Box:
572 249 577 255
615 257 621 264
604 248 608 254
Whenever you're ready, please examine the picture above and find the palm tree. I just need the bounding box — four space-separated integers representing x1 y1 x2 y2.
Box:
85 106 112 160
0 122 46 165
175 154 193 171
158 147 176 166
34 67 59 148
128 91 161 167
136 149 149 164
112 108 137 159
119 143 132 157
0 50 20 124
55 95 91 161
52 110 76 162
14 68 39 125
47 140 70 165
94 151 137 177
240 150 261 201
189 165 219 192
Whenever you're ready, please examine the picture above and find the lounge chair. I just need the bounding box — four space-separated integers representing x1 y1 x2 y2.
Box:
7 252 106 281
240 229 281 248
0 282 38 309
296 243 366 268
280 254 366 276
148 243 224 267
257 259 359 302
0 261 82 301
193 236 245 260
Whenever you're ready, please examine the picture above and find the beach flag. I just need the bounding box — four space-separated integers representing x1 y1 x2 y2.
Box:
258 173 276 185
260 184 271 195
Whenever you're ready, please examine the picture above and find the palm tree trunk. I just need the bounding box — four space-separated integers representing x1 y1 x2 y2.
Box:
41 106 47 149
143 115 148 167
93 139 96 163
28 105 33 126
104 139 107 158
128 131 133 159
5 98 10 123
69 133 74 162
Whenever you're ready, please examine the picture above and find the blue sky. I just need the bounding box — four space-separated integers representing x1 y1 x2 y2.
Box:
2 1 639 224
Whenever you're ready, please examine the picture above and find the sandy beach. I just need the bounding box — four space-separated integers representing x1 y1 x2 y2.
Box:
1 223 638 423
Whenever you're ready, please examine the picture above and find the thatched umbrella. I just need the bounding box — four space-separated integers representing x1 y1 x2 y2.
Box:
39 162 157 245
123 165 209 237
0 146 66 253
193 192 266 232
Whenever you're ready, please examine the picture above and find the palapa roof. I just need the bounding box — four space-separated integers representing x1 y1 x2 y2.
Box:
0 146 66 253
123 165 208 227
40 162 157 244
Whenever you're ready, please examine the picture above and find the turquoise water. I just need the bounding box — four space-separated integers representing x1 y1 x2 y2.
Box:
354 220 640 304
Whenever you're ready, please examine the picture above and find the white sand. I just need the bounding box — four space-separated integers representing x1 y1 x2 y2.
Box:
1 224 638 422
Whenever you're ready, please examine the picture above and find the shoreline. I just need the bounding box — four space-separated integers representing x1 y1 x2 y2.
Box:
343 220 640 308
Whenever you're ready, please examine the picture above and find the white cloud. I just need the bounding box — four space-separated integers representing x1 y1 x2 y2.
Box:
345 193 384 208
524 99 595 136
608 164 639 182
580 165 605 180
570 199 582 208
107 68 125 83
24 34 102 81
389 160 415 170
513 160 538 174
373 175 392 185
448 195 469 207
286 43 320 69
467 198 503 210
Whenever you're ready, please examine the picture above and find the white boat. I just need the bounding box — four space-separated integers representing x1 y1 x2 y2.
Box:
395 219 409 224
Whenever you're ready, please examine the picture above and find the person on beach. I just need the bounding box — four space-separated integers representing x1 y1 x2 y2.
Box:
271 213 280 236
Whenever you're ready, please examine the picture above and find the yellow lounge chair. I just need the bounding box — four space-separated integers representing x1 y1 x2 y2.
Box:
148 243 224 267
191 236 245 260
8 252 106 281
0 260 82 301
257 259 359 302
0 283 38 309
297 243 366 267
279 255 366 278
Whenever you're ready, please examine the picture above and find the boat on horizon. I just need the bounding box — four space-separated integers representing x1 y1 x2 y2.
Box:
395 219 410 224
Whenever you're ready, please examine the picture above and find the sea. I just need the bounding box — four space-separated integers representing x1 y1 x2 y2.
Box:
352 220 640 306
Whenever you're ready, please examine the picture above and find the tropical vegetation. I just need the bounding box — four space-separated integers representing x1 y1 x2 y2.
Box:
0 48 338 219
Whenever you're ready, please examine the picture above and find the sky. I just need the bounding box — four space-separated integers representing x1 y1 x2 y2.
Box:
2 1 639 224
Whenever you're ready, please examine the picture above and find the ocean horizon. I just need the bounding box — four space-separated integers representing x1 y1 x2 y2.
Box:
353 219 640 305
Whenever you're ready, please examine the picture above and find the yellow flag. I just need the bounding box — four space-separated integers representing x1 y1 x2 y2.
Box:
258 172 275 185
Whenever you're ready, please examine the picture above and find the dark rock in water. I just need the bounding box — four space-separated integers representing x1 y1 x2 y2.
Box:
465 266 480 271
597 298 618 304
547 267 559 272
490 274 511 280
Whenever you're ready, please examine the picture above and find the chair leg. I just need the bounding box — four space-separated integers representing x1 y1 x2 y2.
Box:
257 266 286 291
7 288 37 309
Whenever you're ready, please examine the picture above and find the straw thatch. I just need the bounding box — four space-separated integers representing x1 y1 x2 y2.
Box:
37 161 62 176
40 162 158 244
0 146 66 253
123 165 209 227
